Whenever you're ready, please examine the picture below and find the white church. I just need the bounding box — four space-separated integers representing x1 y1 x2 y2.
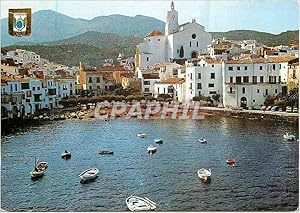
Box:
135 1 212 72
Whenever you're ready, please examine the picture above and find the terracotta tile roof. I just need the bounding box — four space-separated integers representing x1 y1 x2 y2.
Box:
145 30 164 37
225 56 297 64
1 76 29 83
205 58 222 64
160 77 185 84
266 56 296 63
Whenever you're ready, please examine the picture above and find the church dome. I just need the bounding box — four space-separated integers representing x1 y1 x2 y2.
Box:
145 30 164 37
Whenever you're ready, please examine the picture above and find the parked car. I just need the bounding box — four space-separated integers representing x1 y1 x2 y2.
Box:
261 105 267 111
286 106 292 113
293 107 298 113
278 108 283 112
271 106 279 111
266 106 272 111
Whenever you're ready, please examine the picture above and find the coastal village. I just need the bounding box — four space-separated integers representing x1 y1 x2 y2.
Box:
1 1 299 121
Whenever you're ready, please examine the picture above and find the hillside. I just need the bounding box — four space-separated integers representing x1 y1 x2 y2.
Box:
1 10 164 46
44 31 143 49
211 30 299 46
2 44 131 67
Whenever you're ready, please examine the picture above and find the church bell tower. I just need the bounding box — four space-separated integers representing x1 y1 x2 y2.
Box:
165 1 179 36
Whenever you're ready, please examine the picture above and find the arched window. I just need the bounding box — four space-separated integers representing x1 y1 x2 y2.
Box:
192 34 196 39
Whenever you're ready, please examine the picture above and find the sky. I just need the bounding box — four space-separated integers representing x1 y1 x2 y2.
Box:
1 0 299 34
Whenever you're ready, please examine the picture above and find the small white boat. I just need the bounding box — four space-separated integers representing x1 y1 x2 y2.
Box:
198 138 207 144
154 138 163 144
147 145 157 155
36 161 48 171
197 168 211 181
79 168 99 181
283 132 296 141
126 195 156 211
137 133 147 138
61 150 71 159
30 169 44 179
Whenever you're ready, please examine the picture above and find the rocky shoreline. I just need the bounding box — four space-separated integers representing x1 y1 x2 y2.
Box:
1 102 298 137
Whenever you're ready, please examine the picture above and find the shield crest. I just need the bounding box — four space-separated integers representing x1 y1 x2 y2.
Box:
8 8 31 36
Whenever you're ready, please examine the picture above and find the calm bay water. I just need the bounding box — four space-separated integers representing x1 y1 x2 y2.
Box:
1 117 299 211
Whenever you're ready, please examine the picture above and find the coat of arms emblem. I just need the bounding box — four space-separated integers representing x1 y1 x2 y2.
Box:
8 8 31 36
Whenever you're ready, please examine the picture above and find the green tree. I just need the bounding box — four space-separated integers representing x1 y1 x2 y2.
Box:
179 45 184 58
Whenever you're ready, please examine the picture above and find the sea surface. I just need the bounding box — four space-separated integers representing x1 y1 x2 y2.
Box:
1 117 299 211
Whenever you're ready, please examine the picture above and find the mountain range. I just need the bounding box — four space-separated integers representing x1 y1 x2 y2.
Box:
1 10 298 67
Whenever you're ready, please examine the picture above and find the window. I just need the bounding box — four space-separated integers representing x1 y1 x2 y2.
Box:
198 91 201 96
144 88 150 92
243 76 249 83
279 76 281 83
197 83 202 89
260 76 264 83
97 86 100 89
237 66 241 71
190 73 192 80
32 87 35 91
253 100 256 102
269 76 276 84
89 86 92 90
97 77 100 83
265 89 268 95
228 76 233 83
37 86 40 90
198 73 201 79
158 39 160 41
158 88 160 93
21 83 29 90
144 81 150 85
242 87 245 94
257 89 260 93
229 66 233 71
212 64 214 68
275 89 277 93
252 76 257 84
279 64 281 69
236 76 242 84
208 83 214 88
244 66 248 70
209 91 217 94
15 84 18 91
192 34 196 39
260 66 263 70
146 57 149 62
197 42 198 47
230 87 233 93
273 64 276 70
190 41 192 47
88 77 92 83
163 88 166 94
211 73 215 79
190 83 192 89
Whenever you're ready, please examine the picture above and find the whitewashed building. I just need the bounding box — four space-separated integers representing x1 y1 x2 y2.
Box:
153 77 185 101
135 1 212 72
185 58 223 102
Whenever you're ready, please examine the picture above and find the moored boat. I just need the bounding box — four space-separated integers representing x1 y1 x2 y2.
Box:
198 138 207 144
147 145 157 155
98 150 114 155
30 168 44 179
126 195 156 211
79 168 99 182
36 161 48 171
283 132 296 141
154 138 163 144
226 158 235 166
137 133 147 138
197 168 211 181
61 150 71 159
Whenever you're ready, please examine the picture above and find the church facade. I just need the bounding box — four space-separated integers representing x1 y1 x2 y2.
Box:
135 1 212 72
